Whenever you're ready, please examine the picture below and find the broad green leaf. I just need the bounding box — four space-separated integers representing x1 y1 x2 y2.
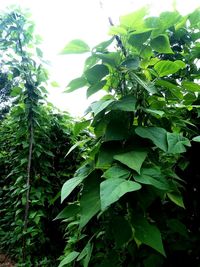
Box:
60 39 90 54
167 192 185 208
54 204 80 220
87 80 107 98
167 132 190 154
189 8 200 27
61 176 84 203
90 99 114 115
134 167 170 190
128 31 151 50
100 178 141 210
145 109 164 117
159 11 181 29
182 81 200 92
132 215 166 256
121 57 140 70
10 87 22 97
155 79 183 99
96 52 121 67
140 45 153 58
104 117 129 141
58 251 80 267
111 95 136 112
150 34 173 53
135 126 167 152
96 144 121 169
85 64 109 84
120 7 148 29
114 150 148 174
109 26 127 35
65 77 87 93
102 165 131 179
79 176 100 228
192 136 200 142
154 60 186 77
93 37 114 52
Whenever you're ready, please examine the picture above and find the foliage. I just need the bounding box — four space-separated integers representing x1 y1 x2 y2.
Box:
59 7 200 267
0 9 82 266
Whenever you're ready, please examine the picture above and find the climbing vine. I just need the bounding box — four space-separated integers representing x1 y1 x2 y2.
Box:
59 7 200 267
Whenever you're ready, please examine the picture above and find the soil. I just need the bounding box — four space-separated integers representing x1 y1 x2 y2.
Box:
0 254 15 267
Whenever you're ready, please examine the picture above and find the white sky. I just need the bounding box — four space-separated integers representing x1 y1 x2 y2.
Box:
0 0 200 117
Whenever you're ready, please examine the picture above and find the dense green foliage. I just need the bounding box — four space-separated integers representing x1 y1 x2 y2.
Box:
0 9 82 266
59 7 200 267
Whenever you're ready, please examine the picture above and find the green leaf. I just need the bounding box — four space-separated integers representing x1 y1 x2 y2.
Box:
96 144 121 169
65 77 87 93
121 57 140 70
109 26 127 35
167 133 190 154
128 31 151 50
189 8 200 27
96 52 121 67
192 136 200 142
51 81 60 87
159 11 181 29
65 140 87 157
93 37 114 52
120 7 148 29
74 120 91 136
90 99 114 115
135 126 168 152
87 80 107 98
182 81 200 92
150 34 173 54
77 242 93 267
114 150 148 174
134 167 170 190
54 204 80 220
58 251 80 267
79 176 101 228
145 108 164 117
154 60 186 77
132 215 166 256
60 39 90 54
111 95 136 112
85 64 109 84
102 165 131 179
61 176 84 203
100 178 141 210
167 192 185 208
10 87 22 97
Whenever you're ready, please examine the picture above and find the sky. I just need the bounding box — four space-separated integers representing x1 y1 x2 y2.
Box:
0 0 200 117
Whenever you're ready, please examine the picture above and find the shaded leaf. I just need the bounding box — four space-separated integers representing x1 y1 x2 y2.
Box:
102 165 131 179
85 64 109 84
132 215 166 256
135 126 168 152
54 204 80 220
150 34 173 54
79 176 101 228
114 150 148 174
